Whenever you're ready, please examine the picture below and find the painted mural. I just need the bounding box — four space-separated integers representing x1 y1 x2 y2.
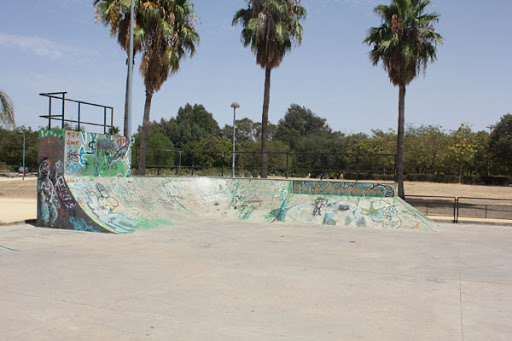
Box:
64 131 131 177
292 180 396 197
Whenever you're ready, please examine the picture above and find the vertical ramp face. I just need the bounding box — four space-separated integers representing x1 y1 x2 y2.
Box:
67 177 195 233
37 129 132 233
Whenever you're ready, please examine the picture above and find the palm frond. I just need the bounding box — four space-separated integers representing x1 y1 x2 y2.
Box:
0 90 15 129
363 0 443 86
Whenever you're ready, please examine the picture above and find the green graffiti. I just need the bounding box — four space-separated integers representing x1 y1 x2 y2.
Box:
0 245 19 252
39 129 65 139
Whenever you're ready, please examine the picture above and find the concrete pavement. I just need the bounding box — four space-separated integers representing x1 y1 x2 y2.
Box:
1 222 511 340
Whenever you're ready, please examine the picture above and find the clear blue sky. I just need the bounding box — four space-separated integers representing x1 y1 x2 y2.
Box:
1 0 511 135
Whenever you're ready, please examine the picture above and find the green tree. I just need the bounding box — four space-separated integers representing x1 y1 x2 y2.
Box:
404 125 447 174
469 130 491 176
489 114 512 175
364 0 443 198
171 104 220 147
189 135 233 174
240 139 290 177
448 124 478 183
222 117 260 144
233 0 306 178
0 127 38 171
134 132 175 168
94 0 143 137
274 104 332 150
0 90 15 129
137 0 199 175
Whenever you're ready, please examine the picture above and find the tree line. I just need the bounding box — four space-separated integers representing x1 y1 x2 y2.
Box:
129 103 511 183
1 104 511 185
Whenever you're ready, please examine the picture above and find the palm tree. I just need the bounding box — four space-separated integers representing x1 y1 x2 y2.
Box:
94 0 143 137
364 0 442 198
233 0 306 178
137 0 199 175
0 90 15 129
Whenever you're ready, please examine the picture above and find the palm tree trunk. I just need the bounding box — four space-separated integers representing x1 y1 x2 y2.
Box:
261 66 272 178
396 84 406 199
137 89 153 176
124 61 129 137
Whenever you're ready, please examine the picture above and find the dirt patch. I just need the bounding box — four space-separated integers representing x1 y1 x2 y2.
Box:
0 179 37 199
1 177 510 201
404 181 512 200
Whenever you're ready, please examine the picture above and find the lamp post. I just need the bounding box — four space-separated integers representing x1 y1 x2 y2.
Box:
231 102 240 177
126 0 135 138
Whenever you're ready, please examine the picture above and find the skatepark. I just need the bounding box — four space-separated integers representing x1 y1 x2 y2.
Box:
0 129 511 340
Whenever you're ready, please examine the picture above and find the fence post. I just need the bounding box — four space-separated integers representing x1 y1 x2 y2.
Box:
177 151 182 175
286 152 290 179
221 152 225 177
157 149 160 176
77 103 81 131
320 153 325 180
48 97 52 129
61 93 66 129
455 198 460 223
134 148 138 171
191 153 195 176
355 154 360 181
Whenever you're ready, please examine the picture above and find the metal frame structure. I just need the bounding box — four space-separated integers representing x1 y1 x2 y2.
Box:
39 92 114 134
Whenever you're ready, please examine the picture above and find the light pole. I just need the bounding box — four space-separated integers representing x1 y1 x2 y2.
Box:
231 102 240 177
126 0 135 138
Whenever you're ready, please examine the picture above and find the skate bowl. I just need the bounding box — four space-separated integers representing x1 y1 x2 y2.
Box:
37 129 436 233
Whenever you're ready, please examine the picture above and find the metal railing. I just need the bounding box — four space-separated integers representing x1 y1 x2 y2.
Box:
131 148 396 179
405 195 457 222
456 197 512 221
405 195 512 223
39 92 114 134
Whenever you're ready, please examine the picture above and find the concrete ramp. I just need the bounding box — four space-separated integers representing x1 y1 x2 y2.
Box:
37 129 436 233
64 177 436 233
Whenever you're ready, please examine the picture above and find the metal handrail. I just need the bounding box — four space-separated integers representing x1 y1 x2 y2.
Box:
39 92 114 134
405 194 458 223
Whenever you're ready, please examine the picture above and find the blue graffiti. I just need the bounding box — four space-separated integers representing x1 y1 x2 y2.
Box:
69 216 101 233
78 133 97 166
99 214 137 233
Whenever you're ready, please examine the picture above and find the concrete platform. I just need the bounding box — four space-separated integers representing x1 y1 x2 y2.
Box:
1 222 510 340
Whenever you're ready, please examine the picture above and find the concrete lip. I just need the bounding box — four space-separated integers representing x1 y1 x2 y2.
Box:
1 222 510 340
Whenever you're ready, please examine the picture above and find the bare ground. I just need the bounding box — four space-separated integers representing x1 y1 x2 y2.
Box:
0 178 37 199
0 177 510 200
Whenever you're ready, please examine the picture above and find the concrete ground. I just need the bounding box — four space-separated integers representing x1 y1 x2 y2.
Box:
1 222 511 341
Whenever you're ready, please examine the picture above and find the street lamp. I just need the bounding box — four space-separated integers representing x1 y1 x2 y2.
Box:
126 0 135 138
231 102 240 177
